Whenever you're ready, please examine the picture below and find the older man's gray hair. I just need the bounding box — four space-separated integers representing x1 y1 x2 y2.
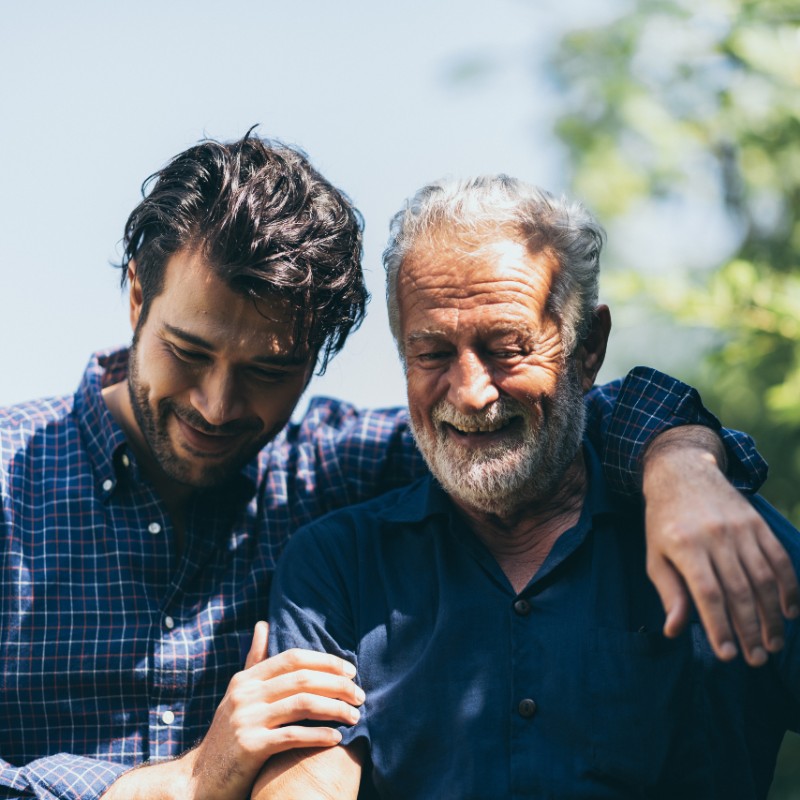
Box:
383 175 605 359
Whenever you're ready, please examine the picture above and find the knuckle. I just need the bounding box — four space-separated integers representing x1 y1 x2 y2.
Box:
291 670 314 691
750 565 777 592
282 649 304 669
667 525 701 552
694 578 723 606
728 584 753 607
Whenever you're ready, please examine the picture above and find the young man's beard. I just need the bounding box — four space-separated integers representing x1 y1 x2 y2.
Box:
125 338 270 489
410 362 586 516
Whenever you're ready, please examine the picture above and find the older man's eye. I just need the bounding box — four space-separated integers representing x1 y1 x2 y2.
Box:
417 351 449 363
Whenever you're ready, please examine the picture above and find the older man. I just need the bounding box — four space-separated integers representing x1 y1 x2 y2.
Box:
259 176 800 799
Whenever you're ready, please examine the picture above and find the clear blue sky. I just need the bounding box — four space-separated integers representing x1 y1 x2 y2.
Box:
0 0 617 411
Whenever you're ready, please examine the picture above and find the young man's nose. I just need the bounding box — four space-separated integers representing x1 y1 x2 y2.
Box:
190 369 246 427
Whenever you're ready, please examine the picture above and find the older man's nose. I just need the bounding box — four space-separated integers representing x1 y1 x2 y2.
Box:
447 352 499 414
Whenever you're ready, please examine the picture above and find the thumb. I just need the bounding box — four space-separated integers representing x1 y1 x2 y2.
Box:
648 557 690 638
244 620 270 669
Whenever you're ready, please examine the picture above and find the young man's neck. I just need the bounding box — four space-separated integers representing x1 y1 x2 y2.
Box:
102 380 190 546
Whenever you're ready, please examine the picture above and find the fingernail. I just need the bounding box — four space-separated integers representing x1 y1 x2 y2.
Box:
350 707 361 723
768 636 785 652
750 647 767 667
343 662 357 678
719 642 737 660
355 687 366 704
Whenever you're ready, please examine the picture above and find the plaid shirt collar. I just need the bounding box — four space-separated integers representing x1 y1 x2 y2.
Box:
72 347 259 506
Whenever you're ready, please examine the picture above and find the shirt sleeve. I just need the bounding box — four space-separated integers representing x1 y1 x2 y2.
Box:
0 754 128 800
268 522 368 749
585 367 767 497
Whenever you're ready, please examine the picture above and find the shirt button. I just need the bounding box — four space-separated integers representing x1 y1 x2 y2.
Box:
164 616 175 630
102 479 114 492
121 453 131 468
162 710 175 725
518 698 537 718
513 599 531 616
148 522 162 535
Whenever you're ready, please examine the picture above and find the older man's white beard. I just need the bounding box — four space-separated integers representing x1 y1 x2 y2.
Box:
410 369 586 515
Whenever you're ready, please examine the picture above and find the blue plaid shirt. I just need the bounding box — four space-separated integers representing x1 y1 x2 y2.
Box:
0 348 765 800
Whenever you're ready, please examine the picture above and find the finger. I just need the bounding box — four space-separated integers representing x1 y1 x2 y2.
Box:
265 726 343 756
756 524 800 620
267 693 363 728
676 553 739 661
711 552 767 667
245 621 270 670
254 647 357 681
647 555 691 639
262 669 365 707
733 535 785 655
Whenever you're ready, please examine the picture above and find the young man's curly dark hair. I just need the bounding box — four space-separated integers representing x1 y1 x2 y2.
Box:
118 128 368 373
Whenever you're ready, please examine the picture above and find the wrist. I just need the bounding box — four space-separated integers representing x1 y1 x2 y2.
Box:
642 425 727 490
101 755 194 800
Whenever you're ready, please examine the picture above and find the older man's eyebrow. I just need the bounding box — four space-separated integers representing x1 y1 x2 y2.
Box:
406 325 538 344
405 330 447 343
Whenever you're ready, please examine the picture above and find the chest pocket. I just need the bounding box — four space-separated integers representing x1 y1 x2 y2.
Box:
588 627 711 797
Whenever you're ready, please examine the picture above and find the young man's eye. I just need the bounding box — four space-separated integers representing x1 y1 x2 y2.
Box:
170 345 207 364
248 367 287 383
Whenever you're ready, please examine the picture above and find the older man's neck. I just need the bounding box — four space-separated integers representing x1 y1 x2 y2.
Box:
455 453 588 595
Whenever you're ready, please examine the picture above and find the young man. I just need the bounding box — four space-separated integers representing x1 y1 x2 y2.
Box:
1 136 794 800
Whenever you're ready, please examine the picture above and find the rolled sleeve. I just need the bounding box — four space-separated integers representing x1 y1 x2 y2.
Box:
588 367 768 497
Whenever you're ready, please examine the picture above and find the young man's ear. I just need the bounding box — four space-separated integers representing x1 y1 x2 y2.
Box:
577 305 611 393
128 260 144 330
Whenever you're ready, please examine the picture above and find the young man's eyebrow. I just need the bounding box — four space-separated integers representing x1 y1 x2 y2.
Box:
163 324 214 350
163 323 309 366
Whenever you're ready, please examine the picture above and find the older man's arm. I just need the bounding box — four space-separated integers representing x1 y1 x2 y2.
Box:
251 743 364 800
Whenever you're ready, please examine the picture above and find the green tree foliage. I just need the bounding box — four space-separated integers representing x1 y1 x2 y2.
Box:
550 0 800 523
548 5 800 793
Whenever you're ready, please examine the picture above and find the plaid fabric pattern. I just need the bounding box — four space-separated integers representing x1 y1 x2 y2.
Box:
0 350 765 799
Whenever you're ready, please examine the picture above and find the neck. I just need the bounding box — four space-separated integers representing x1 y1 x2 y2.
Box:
453 451 588 594
102 379 191 538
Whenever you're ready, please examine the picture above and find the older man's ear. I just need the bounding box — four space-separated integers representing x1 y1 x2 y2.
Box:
577 305 612 393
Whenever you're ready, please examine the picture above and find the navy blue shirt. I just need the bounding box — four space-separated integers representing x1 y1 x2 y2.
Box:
270 443 800 800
